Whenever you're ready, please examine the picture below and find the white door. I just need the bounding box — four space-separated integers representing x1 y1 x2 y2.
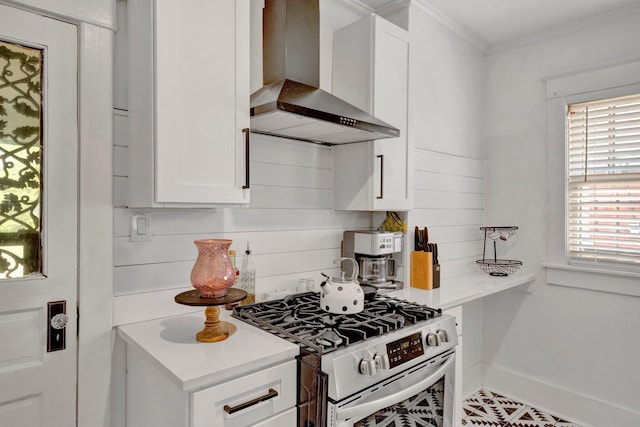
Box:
0 5 78 427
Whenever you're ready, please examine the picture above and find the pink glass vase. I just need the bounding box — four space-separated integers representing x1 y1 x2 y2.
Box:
190 239 235 298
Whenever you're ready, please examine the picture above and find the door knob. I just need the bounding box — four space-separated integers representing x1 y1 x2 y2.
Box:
50 313 68 330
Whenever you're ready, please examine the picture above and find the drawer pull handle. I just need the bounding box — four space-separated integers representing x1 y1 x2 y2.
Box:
242 128 250 189
223 388 278 414
376 154 384 199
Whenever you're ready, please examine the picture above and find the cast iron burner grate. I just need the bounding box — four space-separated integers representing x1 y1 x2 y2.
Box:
232 292 441 354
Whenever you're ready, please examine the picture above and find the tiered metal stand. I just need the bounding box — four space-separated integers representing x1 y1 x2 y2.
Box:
476 226 522 276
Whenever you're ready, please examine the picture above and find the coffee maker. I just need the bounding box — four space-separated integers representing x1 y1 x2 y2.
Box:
342 230 403 289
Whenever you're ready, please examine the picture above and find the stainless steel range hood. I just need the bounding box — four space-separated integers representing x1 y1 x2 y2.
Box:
250 0 399 145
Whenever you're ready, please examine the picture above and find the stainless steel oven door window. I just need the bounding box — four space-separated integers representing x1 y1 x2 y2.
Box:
328 350 456 427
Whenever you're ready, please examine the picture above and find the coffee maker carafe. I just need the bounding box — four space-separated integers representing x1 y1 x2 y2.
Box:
359 257 396 284
342 230 403 289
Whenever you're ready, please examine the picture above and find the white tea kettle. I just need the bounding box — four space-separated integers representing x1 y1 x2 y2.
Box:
320 257 364 314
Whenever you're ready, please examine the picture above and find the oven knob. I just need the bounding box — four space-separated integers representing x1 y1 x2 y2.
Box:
374 354 390 370
358 358 377 376
436 329 449 343
426 332 440 347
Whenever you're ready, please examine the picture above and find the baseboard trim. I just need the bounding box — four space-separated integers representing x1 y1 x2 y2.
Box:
462 362 482 400
482 363 640 427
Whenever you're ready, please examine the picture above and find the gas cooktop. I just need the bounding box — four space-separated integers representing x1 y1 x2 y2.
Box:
232 292 442 354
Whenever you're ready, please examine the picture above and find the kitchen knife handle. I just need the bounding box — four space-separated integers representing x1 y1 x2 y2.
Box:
414 226 423 251
376 154 384 199
242 128 250 189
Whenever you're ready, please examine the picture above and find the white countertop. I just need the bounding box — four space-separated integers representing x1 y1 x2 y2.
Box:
117 270 533 392
389 270 535 310
117 308 300 391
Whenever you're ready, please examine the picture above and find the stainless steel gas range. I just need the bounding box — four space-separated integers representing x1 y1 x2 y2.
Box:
233 292 457 427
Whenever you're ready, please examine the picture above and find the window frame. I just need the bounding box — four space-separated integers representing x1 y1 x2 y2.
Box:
544 60 640 296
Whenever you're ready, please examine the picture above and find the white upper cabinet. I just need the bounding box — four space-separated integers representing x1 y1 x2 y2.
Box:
127 0 250 207
332 14 411 211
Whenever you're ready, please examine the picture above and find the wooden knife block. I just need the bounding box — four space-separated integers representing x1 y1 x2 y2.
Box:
411 251 433 289
410 251 440 290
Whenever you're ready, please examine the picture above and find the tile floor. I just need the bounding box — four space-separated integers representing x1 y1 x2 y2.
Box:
462 389 581 427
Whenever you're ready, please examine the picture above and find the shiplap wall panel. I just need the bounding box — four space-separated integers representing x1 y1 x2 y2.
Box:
410 208 484 227
409 148 485 278
113 177 127 208
413 190 484 210
113 146 127 177
115 229 344 266
251 133 333 168
248 186 333 209
114 207 370 237
114 250 343 296
413 147 484 178
414 170 484 193
252 162 331 189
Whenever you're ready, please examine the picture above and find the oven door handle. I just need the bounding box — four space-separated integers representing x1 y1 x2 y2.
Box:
336 353 455 422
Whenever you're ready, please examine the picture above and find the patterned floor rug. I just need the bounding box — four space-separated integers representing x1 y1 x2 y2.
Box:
461 389 582 427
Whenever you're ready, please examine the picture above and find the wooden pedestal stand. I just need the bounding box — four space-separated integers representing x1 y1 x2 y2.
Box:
175 288 247 342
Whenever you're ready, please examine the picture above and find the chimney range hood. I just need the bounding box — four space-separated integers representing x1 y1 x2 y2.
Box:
250 0 399 145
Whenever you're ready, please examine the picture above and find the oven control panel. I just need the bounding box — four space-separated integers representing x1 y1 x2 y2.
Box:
386 331 424 369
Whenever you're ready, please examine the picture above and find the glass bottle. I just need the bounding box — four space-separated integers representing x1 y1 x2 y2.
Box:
224 249 240 310
240 242 256 305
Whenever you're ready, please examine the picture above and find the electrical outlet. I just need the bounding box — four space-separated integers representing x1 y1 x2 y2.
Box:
130 211 151 242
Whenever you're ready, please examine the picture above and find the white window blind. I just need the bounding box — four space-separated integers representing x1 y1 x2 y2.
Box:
567 93 640 267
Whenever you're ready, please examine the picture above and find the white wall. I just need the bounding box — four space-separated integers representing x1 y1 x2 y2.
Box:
483 8 640 427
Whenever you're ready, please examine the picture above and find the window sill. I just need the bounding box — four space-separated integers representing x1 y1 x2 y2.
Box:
543 263 640 297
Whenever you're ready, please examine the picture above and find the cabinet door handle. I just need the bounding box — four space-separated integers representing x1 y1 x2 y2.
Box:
242 128 250 189
223 388 278 414
376 154 384 199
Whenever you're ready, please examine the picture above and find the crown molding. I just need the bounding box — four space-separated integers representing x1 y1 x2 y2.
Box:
411 0 488 52
328 0 373 15
331 0 410 16
375 0 411 17
488 3 640 55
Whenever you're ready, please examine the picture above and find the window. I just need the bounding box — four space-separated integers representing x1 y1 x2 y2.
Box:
567 93 640 267
0 40 43 279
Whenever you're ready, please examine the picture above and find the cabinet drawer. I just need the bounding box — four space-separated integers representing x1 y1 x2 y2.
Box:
191 360 296 427
250 407 296 426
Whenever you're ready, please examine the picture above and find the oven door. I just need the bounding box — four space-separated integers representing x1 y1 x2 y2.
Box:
328 349 455 427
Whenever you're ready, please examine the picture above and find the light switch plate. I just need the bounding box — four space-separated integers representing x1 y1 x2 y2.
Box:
130 211 151 242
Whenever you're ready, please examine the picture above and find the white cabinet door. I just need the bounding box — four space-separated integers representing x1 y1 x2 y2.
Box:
333 15 411 211
128 0 250 207
0 5 78 425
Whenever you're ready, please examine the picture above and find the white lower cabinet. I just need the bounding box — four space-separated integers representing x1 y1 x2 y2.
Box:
126 347 297 427
444 305 463 426
191 361 297 427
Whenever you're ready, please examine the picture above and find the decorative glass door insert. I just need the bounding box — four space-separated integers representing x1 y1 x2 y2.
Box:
0 40 43 279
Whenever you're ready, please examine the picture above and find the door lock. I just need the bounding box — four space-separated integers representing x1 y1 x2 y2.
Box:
47 300 67 352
